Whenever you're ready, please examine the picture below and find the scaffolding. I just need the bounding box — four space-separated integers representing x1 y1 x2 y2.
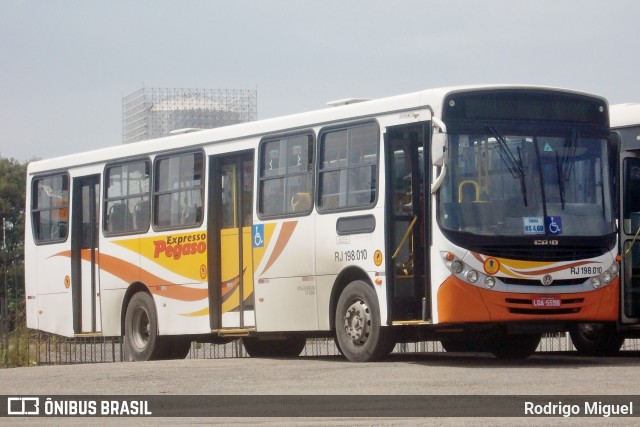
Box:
122 87 258 144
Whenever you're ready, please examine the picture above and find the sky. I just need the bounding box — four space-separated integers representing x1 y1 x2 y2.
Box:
1 0 639 162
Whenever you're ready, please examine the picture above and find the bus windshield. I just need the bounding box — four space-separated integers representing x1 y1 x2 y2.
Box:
438 130 615 237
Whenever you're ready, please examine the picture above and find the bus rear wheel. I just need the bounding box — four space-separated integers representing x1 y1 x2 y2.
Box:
163 337 192 359
570 323 624 356
242 336 306 358
335 280 394 362
124 292 166 361
440 332 489 353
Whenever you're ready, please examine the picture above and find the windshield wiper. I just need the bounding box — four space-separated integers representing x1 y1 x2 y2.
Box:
555 128 578 211
555 152 566 210
488 126 528 206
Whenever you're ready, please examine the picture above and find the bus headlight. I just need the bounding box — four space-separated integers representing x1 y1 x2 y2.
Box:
441 251 499 289
451 260 464 274
590 262 619 289
484 276 496 289
466 270 479 283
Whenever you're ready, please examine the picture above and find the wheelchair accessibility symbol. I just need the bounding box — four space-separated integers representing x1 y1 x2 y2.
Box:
545 216 562 235
253 224 264 248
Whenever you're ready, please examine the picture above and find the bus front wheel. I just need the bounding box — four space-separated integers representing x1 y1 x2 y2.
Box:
335 280 394 362
570 323 624 356
124 292 166 361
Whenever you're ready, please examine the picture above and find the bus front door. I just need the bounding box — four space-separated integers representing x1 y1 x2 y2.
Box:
620 150 640 326
71 174 101 334
385 124 430 322
208 152 255 330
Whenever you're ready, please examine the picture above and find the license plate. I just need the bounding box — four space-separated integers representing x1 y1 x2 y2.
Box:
532 295 561 308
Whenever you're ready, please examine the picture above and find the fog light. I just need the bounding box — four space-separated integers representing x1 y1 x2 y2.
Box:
592 277 602 289
451 260 463 274
484 276 496 289
467 270 479 283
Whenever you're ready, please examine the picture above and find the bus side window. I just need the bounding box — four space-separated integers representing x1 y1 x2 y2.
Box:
31 174 70 244
259 133 314 217
318 122 378 211
153 151 204 229
104 159 150 235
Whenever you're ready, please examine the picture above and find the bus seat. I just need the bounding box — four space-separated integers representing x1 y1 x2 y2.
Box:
134 200 150 230
108 203 130 233
291 192 311 212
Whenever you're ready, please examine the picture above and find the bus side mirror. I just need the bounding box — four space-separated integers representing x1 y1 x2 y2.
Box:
431 117 448 167
430 117 448 193
432 133 447 167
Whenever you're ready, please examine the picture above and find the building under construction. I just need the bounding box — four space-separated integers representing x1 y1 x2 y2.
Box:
122 87 258 144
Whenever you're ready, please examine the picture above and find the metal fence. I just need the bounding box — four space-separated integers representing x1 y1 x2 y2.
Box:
6 328 640 368
4 303 640 367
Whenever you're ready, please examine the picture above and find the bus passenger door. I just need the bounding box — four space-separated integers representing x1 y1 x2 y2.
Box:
385 124 430 321
208 151 255 330
71 174 101 334
620 149 640 326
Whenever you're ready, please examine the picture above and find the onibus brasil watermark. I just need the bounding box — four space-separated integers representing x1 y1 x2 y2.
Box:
3 395 638 417
6 397 151 416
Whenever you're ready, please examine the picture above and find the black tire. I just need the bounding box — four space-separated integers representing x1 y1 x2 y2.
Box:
163 337 192 360
124 292 166 361
440 334 472 353
440 332 491 353
380 334 397 356
489 332 541 359
570 323 624 356
243 335 306 358
335 280 394 362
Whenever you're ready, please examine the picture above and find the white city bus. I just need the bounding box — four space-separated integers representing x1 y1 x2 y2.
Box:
571 103 640 355
613 104 640 337
25 85 619 362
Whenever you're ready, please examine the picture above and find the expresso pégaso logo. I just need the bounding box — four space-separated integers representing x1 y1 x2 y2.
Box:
153 233 206 260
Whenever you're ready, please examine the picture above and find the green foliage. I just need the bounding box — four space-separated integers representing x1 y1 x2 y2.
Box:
0 155 28 367
0 156 27 262
1 302 35 368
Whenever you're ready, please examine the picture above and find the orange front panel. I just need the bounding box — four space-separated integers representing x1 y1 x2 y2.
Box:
437 275 619 324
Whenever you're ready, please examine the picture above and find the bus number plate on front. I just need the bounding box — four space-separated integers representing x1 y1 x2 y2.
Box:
532 295 561 308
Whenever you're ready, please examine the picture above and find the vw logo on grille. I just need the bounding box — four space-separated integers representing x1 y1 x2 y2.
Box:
541 274 554 286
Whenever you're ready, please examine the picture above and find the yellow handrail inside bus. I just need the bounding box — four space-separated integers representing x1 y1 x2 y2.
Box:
623 225 640 257
458 180 480 203
392 216 417 260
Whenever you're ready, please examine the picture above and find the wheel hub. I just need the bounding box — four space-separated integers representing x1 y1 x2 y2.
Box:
132 307 150 349
343 300 371 344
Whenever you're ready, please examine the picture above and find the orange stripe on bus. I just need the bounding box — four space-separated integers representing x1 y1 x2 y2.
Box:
508 261 595 276
470 252 601 278
52 250 209 302
260 221 297 275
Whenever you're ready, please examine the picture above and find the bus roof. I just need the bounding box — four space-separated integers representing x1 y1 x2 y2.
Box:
610 103 640 129
27 85 605 175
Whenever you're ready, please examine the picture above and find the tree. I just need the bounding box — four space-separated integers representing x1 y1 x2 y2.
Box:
0 156 27 325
